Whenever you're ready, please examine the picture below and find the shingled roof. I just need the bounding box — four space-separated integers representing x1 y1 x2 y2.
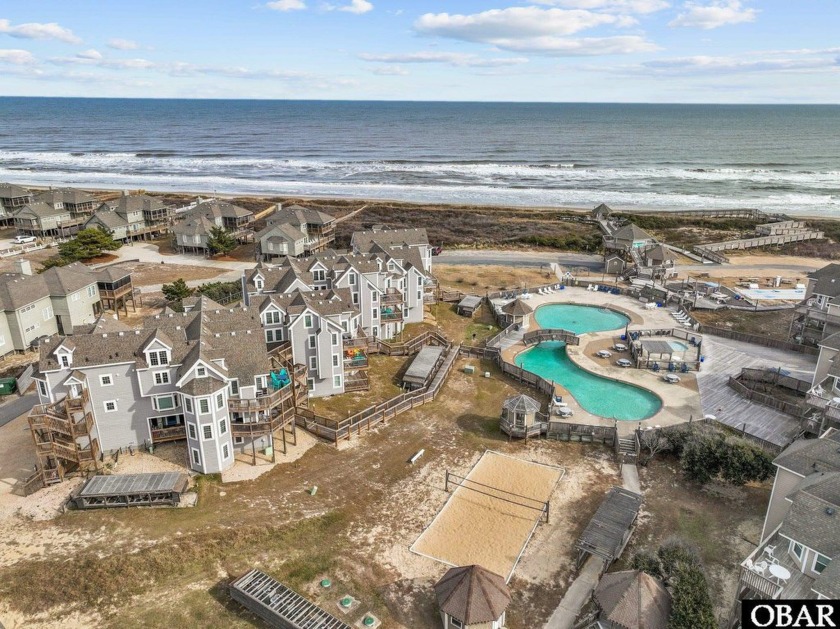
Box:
434 565 511 624
502 299 533 316
774 429 840 476
612 223 654 244
503 394 541 414
268 204 335 228
594 570 671 629
351 227 429 252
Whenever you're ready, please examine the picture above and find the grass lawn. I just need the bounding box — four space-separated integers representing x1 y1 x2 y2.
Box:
434 264 556 293
691 308 795 341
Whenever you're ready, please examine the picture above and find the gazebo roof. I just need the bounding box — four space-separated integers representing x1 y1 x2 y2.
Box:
502 299 533 316
434 565 511 624
594 570 671 629
503 394 541 414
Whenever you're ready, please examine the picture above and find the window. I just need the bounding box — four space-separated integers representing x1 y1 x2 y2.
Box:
307 378 315 391
417 290 422 300
203 424 212 440
308 335 316 349
216 392 224 409
24 323 38 334
332 354 339 367
450 618 463 629
222 444 230 459
199 398 210 414
372 308 378 319
230 380 239 395
88 285 96 297
314 269 325 282
255 279 264 290
100 374 113 386
792 541 804 560
256 376 265 390
103 400 117 412
264 310 280 324
352 293 359 305
349 272 356 285
219 419 227 435
304 314 312 328
334 375 341 388
20 303 35 314
514 412 525 427
331 333 338 346
148 350 169 366
153 371 169 385
196 366 207 378
188 423 197 439
59 354 70 368
372 292 378 302
72 292 80 302
234 436 244 445
309 356 317 370
185 397 193 413
154 395 176 411
0 334 5 346
38 380 47 397
814 553 831 574
191 448 200 465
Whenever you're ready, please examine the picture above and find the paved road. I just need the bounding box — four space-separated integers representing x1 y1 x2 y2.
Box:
437 250 604 271
0 392 37 428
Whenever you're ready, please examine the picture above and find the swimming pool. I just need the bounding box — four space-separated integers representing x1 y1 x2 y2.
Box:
517 304 661 421
535 303 629 334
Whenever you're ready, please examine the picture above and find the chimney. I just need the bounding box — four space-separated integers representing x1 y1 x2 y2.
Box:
15 259 32 276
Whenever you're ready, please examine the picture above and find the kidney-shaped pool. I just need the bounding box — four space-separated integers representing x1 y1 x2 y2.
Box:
516 304 662 421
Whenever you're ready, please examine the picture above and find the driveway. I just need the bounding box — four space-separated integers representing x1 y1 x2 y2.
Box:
0 393 37 429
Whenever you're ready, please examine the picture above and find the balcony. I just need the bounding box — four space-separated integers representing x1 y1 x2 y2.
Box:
380 307 403 322
228 382 294 413
344 372 370 392
151 425 187 443
230 405 295 436
381 290 404 305
343 335 369 350
736 528 816 603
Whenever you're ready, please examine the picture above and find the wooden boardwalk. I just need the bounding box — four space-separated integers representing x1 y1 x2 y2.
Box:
696 336 816 448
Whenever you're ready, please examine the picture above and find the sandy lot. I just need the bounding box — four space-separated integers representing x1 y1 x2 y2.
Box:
411 450 565 580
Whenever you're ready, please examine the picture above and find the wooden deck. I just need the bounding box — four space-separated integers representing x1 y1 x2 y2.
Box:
696 336 816 449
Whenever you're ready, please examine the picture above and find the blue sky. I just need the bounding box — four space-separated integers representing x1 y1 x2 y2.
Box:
0 1 837 102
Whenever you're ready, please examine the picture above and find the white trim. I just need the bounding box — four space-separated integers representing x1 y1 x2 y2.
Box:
202 424 213 440
198 398 210 414
813 551 831 574
103 400 118 412
99 374 114 386
153 370 170 385
191 447 201 466
187 422 197 440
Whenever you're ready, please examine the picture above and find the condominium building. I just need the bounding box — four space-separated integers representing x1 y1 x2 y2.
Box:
83 192 174 241
729 429 840 626
256 205 336 260
30 296 306 483
790 263 840 347
0 183 33 223
350 227 433 272
173 199 254 253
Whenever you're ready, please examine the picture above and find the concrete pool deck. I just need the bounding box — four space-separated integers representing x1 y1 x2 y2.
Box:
499 287 704 436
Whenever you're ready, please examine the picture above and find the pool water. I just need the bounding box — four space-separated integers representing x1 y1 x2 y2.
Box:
535 304 629 334
669 341 688 351
516 342 661 420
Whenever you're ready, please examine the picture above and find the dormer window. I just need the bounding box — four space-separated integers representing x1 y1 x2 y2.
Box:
314 269 325 282
349 272 357 285
148 350 169 366
60 354 71 368
196 366 207 378
264 310 281 325
304 314 313 328
255 279 264 290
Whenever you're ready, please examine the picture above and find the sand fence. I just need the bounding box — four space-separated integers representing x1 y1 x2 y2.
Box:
410 450 565 581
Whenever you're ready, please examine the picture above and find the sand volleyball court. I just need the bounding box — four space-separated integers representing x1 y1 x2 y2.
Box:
410 450 565 580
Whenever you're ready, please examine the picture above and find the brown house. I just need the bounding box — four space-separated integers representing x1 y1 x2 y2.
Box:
592 569 671 629
435 565 511 629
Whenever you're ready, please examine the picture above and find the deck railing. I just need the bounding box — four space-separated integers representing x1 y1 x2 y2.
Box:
151 425 187 443
228 384 294 413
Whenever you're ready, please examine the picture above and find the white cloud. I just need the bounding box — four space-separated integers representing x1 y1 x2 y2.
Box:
0 48 36 65
643 55 838 74
669 1 757 29
372 65 408 75
107 38 139 50
531 0 669 13
0 19 81 44
415 7 634 41
339 0 373 14
267 0 307 11
359 51 528 67
77 49 103 60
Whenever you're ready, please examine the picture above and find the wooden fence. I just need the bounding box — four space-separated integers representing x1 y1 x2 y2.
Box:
545 422 617 446
738 367 811 394
692 246 730 264
727 377 804 417
369 330 449 356
296 343 459 444
15 364 34 395
698 325 819 356
699 230 824 253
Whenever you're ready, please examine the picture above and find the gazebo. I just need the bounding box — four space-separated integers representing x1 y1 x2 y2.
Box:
593 570 671 629
434 565 511 629
500 393 542 440
501 298 533 330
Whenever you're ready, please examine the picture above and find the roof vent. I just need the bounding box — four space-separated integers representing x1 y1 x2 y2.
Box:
176 326 181 330
215 333 220 337
828 507 836 516
246 330 251 334
118 332 124 336
231 331 236 336
102 333 107 338
135 330 140 335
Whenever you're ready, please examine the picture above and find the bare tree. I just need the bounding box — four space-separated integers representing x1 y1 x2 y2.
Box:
639 428 669 466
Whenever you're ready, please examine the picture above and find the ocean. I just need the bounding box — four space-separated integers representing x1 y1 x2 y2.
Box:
0 98 838 215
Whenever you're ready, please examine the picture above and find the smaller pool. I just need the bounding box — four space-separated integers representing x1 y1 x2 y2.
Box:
535 304 629 335
516 341 662 421
669 341 688 351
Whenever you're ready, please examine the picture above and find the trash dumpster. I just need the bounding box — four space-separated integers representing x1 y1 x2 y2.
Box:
0 378 17 396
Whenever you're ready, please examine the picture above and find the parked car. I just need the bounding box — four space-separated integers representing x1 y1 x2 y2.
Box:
14 234 36 244
431 245 443 256
663 374 681 384
596 349 612 358
615 358 633 368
